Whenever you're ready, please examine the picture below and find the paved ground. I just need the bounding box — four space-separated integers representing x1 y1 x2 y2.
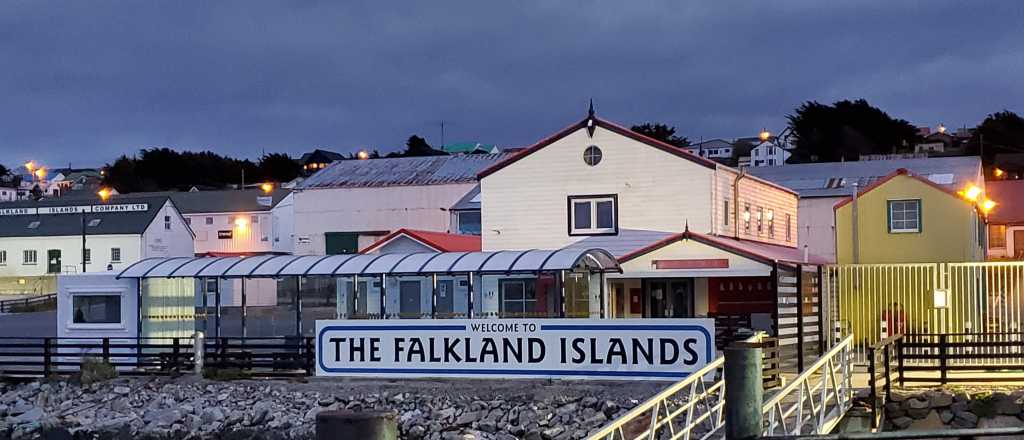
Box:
0 310 56 338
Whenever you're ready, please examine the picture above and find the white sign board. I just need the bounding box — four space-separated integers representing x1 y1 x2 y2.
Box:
316 319 714 380
0 203 148 216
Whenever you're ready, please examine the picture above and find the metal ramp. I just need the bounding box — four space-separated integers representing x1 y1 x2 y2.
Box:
588 335 855 440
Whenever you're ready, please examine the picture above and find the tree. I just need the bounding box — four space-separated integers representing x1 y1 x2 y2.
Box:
786 99 920 163
386 135 447 158
965 110 1024 164
630 123 690 148
102 148 259 192
256 153 302 183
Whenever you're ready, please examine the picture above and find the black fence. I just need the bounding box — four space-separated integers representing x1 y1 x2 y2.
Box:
0 294 57 313
866 333 902 429
0 336 314 378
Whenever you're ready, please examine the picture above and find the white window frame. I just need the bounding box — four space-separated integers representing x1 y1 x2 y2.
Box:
568 195 617 236
888 199 921 234
0 250 6 265
83 248 91 264
205 217 214 225
110 247 122 263
23 250 37 265
67 289 126 330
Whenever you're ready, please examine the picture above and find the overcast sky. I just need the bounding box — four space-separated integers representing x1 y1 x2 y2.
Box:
1 1 1022 168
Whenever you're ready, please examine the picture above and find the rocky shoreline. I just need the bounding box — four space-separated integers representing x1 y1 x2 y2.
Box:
883 388 1024 432
0 376 665 440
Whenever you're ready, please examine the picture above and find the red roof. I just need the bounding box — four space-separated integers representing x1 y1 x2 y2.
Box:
359 229 482 253
618 229 826 267
477 115 718 179
986 179 1024 225
833 168 968 210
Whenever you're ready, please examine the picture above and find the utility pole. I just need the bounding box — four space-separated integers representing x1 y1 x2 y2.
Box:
440 120 445 149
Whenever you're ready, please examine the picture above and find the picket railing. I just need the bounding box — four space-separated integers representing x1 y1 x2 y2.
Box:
761 335 854 437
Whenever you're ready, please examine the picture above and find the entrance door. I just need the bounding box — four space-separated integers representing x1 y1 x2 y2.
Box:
47 249 62 274
629 288 643 316
436 280 455 317
399 280 421 318
647 279 695 318
1015 230 1024 258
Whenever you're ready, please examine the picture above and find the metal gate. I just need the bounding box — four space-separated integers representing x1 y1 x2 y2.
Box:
824 261 1024 363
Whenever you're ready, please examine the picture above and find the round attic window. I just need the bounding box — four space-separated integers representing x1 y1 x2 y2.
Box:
583 145 603 166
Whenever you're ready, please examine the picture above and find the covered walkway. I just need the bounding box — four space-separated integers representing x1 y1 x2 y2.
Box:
116 249 622 338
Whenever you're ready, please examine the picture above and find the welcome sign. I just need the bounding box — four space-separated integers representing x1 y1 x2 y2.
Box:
316 319 714 380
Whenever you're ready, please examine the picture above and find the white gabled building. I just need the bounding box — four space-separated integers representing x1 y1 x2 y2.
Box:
746 141 791 167
168 189 294 256
0 195 193 294
291 153 508 255
478 110 812 324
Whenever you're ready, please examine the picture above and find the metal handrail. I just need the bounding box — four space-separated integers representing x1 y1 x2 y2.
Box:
588 332 771 440
761 335 854 436
586 357 725 440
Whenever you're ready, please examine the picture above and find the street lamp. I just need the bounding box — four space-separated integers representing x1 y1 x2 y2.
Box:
357 150 370 160
82 188 113 273
260 182 274 194
759 129 771 143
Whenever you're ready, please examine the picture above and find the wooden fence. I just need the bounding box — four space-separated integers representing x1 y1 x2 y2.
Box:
0 336 314 378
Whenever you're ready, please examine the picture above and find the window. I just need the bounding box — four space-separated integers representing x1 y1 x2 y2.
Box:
110 248 122 263
164 215 171 230
205 217 214 225
87 219 101 227
756 207 764 233
568 195 617 235
583 146 603 166
72 295 121 324
723 200 730 226
767 209 775 237
83 248 91 264
0 250 6 265
23 250 37 265
989 225 1007 249
28 221 40 229
500 279 537 318
743 204 751 232
457 211 482 235
251 215 259 224
888 200 921 233
786 214 792 241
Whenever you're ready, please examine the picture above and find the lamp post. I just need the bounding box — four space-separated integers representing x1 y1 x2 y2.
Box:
82 188 112 273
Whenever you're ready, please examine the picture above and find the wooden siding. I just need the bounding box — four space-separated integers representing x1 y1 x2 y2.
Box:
712 168 799 247
481 126 715 251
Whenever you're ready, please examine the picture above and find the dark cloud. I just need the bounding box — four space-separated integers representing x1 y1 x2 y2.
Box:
1 1 1021 167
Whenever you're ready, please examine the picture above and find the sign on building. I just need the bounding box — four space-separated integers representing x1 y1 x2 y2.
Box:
316 319 714 380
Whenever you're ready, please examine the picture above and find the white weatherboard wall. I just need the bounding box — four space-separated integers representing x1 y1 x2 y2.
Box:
481 127 715 251
272 193 295 254
292 184 476 255
0 235 142 277
142 201 194 259
187 211 274 255
58 272 139 340
797 197 841 263
712 169 799 247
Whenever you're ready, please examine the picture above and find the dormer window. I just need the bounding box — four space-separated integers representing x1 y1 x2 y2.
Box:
88 219 101 227
27 221 40 229
569 195 617 235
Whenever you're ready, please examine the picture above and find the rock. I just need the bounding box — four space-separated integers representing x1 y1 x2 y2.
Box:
977 415 1024 440
407 425 428 439
940 409 954 423
929 392 954 408
994 394 1023 416
112 386 130 395
541 426 565 439
200 407 225 424
10 407 43 424
907 407 930 419
907 410 944 430
906 397 930 410
478 419 498 433
891 416 914 429
952 411 979 428
580 397 599 409
456 410 484 426
600 400 619 418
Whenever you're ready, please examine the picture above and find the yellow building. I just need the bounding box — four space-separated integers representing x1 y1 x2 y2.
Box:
834 168 985 264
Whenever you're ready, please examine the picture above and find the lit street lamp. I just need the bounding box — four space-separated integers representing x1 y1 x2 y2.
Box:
82 188 113 273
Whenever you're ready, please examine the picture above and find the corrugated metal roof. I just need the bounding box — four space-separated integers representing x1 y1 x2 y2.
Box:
0 195 171 238
746 156 982 198
298 153 511 189
169 189 291 214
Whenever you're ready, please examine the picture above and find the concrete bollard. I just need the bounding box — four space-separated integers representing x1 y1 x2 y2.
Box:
316 410 398 440
724 344 763 440
193 331 205 376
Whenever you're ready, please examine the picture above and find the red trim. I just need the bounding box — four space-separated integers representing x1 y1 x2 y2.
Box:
477 116 718 179
618 230 809 266
359 228 482 254
653 259 729 269
833 168 969 211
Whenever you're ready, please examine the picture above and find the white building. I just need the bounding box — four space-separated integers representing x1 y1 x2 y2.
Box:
291 154 508 255
746 142 791 167
746 156 984 263
685 139 733 160
0 195 193 284
479 110 806 322
168 189 294 256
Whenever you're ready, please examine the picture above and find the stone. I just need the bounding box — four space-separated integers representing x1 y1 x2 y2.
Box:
940 409 954 424
112 386 130 395
906 397 930 410
977 415 1024 440
541 426 565 439
994 394 1023 416
891 416 914 429
11 407 43 424
907 406 931 419
907 410 945 430
952 411 979 428
929 392 954 408
455 410 484 426
200 407 225 424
